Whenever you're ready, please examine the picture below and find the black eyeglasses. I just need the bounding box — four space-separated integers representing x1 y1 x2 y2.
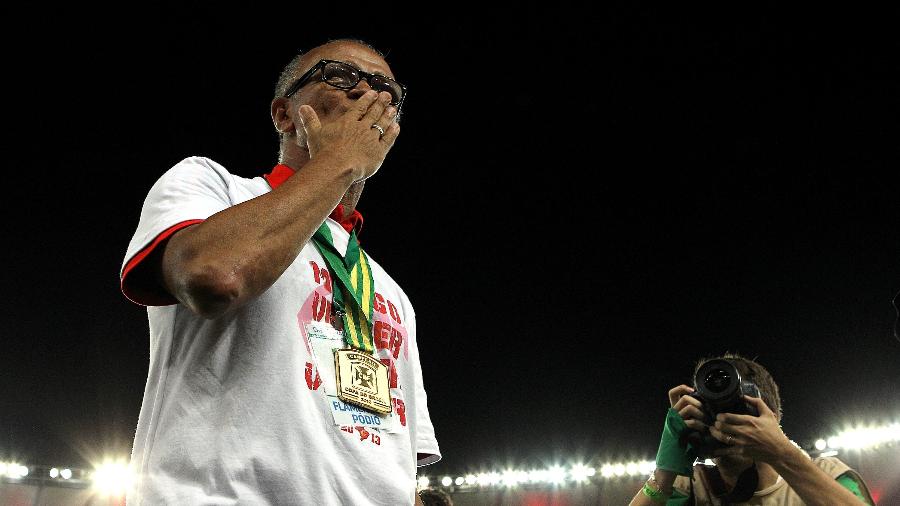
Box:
284 59 406 109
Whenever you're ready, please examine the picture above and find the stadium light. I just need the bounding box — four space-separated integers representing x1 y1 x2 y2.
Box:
826 423 900 450
500 470 517 487
486 472 502 486
547 465 566 485
1 463 28 479
3 417 896 495
91 458 133 496
527 469 546 483
625 462 640 476
570 463 595 483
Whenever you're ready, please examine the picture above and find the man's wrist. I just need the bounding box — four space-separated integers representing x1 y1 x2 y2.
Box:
652 468 676 494
642 471 674 503
768 439 809 476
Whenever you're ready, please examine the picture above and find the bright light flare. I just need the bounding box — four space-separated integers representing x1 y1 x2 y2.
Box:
597 459 656 479
476 472 501 486
547 465 567 484
416 476 429 489
570 463 595 482
501 469 520 487
0 462 28 479
61 468 72 480
829 423 900 450
50 468 59 478
454 476 464 486
527 469 547 483
500 470 529 487
91 459 133 496
625 462 640 476
441 476 452 487
815 439 827 451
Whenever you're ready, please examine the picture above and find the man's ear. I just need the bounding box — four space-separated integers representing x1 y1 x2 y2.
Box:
271 97 294 134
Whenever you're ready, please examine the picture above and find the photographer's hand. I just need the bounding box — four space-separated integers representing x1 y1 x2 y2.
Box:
712 396 870 506
669 384 708 432
663 385 705 472
709 396 788 463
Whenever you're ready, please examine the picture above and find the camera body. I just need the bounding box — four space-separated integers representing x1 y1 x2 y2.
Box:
681 358 761 457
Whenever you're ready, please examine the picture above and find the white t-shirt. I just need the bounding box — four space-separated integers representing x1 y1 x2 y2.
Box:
120 156 440 505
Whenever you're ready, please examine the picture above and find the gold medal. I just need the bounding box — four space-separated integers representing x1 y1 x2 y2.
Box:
334 349 392 415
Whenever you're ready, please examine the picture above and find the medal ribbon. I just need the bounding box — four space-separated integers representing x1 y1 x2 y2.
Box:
311 221 375 353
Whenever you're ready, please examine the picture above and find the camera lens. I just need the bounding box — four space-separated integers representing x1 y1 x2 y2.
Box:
705 368 731 393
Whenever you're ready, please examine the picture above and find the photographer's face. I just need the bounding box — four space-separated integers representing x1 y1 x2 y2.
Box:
715 453 754 473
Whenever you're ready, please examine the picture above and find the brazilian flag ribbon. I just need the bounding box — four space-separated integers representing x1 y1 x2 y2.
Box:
310 221 376 353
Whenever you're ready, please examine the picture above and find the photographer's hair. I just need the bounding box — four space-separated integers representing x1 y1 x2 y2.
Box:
694 352 782 422
418 487 453 506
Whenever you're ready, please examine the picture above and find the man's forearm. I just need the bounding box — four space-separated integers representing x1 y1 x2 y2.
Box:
770 446 866 505
163 157 356 318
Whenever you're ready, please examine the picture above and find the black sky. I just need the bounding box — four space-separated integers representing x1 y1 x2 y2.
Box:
2 4 899 476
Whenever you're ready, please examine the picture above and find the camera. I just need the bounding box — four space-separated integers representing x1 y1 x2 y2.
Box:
680 358 761 457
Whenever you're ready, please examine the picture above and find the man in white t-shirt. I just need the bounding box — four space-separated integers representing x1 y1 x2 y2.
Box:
120 38 440 505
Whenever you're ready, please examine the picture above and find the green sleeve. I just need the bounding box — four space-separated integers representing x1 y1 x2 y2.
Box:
655 408 697 476
836 473 873 505
665 489 690 505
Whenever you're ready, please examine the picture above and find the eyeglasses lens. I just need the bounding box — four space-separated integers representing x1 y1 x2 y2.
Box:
323 62 403 106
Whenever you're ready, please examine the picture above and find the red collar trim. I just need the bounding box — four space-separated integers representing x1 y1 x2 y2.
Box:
329 204 364 234
263 164 364 235
263 163 296 189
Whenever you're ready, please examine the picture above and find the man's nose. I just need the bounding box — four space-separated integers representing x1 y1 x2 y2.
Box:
347 78 373 99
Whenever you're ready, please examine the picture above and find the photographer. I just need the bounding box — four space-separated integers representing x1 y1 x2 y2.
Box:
629 353 873 505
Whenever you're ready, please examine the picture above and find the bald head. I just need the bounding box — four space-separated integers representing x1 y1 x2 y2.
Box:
273 39 386 100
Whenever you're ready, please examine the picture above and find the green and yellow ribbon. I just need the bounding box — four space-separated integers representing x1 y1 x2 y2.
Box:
311 221 375 353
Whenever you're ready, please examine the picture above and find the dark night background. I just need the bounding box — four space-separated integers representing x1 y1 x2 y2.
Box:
2 3 898 480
